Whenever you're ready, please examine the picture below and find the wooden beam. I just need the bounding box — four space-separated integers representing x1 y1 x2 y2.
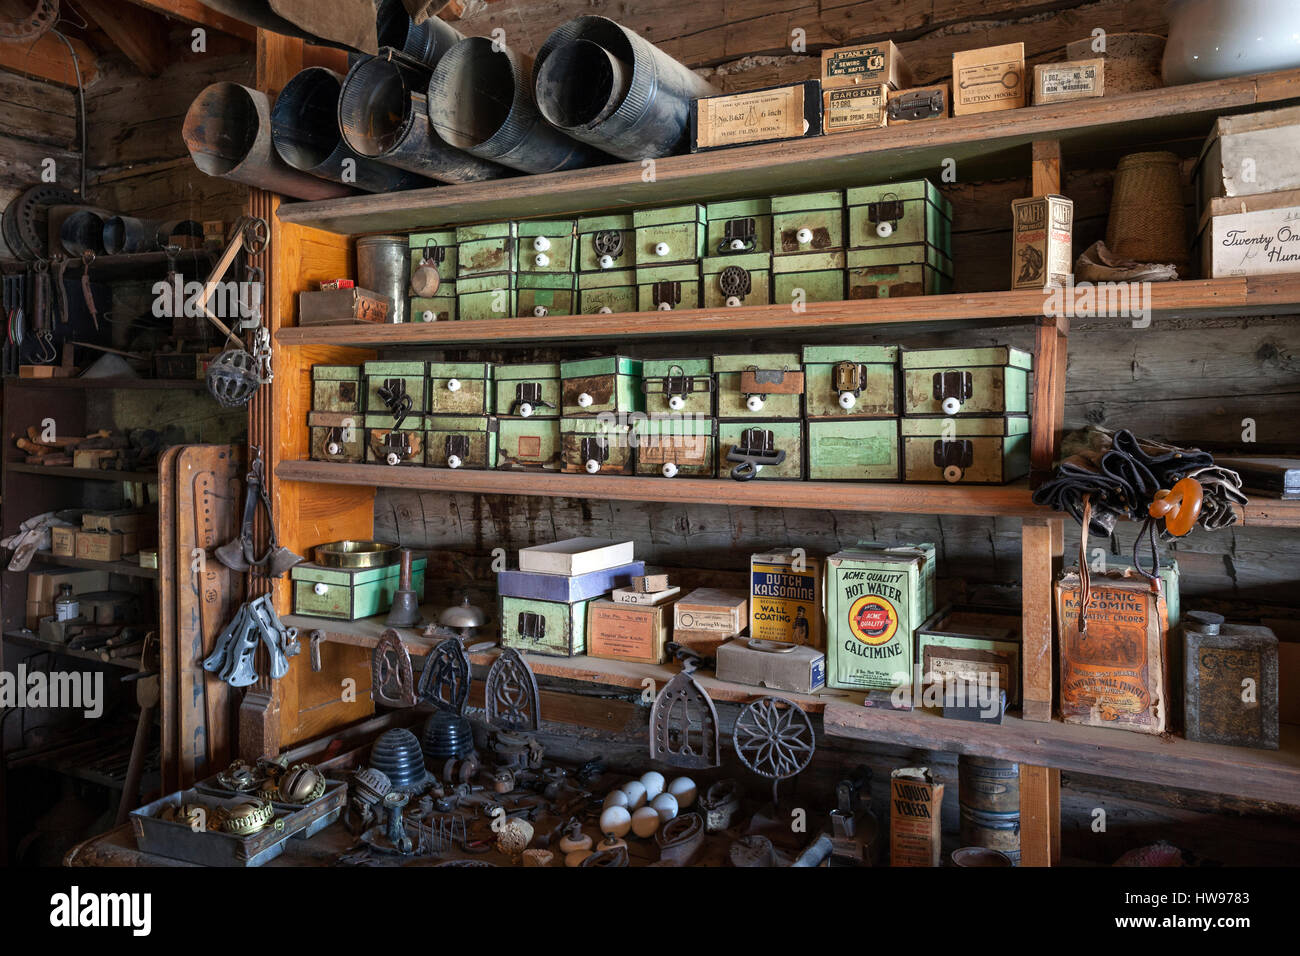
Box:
1031 139 1062 195
119 0 257 42
0 31 100 88
1020 764 1062 867
1020 517 1056 722
78 0 171 77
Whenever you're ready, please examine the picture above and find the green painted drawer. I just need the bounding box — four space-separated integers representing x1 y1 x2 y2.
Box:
634 416 716 478
771 190 845 254
577 269 637 315
636 263 700 311
901 416 1029 484
409 230 458 283
457 272 515 321
500 595 587 657
364 414 425 466
633 204 706 266
846 179 952 251
494 362 561 419
456 221 516 278
425 415 498 470
848 261 951 298
714 352 803 420
807 418 900 481
772 250 846 305
802 345 898 418
560 417 634 475
517 271 576 318
641 357 714 416
291 557 426 621
496 418 562 471
516 219 576 273
308 411 363 463
577 213 635 273
363 360 426 417
311 364 361 413
701 252 772 308
560 355 644 417
706 198 773 255
428 362 493 415
410 291 457 323
717 420 804 480
901 346 1032 416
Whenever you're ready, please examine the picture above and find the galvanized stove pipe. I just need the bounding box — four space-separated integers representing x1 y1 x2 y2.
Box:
533 16 718 160
102 217 203 255
375 0 462 68
427 36 610 174
49 206 112 256
272 67 436 193
183 82 355 201
338 55 511 184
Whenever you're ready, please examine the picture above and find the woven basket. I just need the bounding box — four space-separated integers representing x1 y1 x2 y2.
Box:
1066 33 1165 95
1106 151 1191 276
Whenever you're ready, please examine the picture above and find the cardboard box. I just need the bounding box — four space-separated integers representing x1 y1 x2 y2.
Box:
611 585 682 606
75 530 139 562
587 599 674 664
73 448 122 471
298 287 393 325
750 549 824 647
716 638 826 693
890 767 943 866
50 525 78 557
82 509 150 533
886 84 949 124
821 41 912 91
952 42 1025 115
1012 194 1073 289
674 588 748 634
1199 203 1300 278
517 538 635 576
822 84 888 134
633 574 670 593
497 561 644 603
691 81 823 152
1033 58 1104 105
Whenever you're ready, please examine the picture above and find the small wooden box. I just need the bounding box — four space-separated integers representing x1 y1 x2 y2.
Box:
691 81 822 152
587 599 674 664
577 268 637 315
632 204 706 267
807 418 900 481
714 352 803 420
363 360 427 416
309 411 364 463
75 530 138 561
717 420 804 480
516 219 576 274
298 288 392 325
1011 194 1073 290
560 355 644 417
822 85 888 134
494 362 561 419
633 416 716 478
771 190 845 254
577 213 635 273
455 220 516 278
1033 58 1104 105
900 346 1032 416
500 595 587 657
802 345 898 418
408 229 458 284
51 526 77 557
701 252 772 308
901 416 1029 484
311 365 361 413
951 42 1025 116
641 357 714 417
364 415 425 467
821 40 912 91
495 418 562 471
517 272 577 319
635 263 701 312
674 587 747 634
706 198 773 256
456 272 515 321
560 417 634 475
427 361 493 415
886 84 949 124
425 415 498 470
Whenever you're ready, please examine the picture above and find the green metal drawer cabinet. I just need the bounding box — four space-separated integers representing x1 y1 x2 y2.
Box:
578 268 638 314
496 418 562 471
634 416 717 478
705 198 772 256
636 263 701 312
364 414 425 466
311 365 362 413
308 411 363 463
292 557 427 621
560 356 644 417
425 415 498 470
901 416 1030 484
900 346 1032 417
717 420 805 480
806 418 901 481
500 595 588 656
561 417 635 475
577 213 635 273
802 345 898 418
363 360 426 418
702 251 771 308
633 204 707 267
494 362 561 420
714 352 803 419
640 357 714 416
427 361 493 415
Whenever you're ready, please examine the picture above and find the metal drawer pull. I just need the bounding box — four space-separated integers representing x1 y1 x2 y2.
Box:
932 369 974 415
727 428 785 481
933 438 974 483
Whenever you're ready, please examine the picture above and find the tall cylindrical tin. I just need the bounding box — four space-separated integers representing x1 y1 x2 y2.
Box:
357 235 410 324
375 0 462 68
957 755 1020 864
533 16 718 160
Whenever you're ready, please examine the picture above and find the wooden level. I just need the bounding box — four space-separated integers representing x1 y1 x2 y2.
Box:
822 702 1300 807
275 68 1300 236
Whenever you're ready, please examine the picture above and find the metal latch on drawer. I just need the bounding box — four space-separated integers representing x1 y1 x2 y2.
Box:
652 280 682 311
378 378 413 425
932 370 973 415
717 217 757 254
642 363 714 411
933 439 974 483
740 366 804 412
518 611 546 642
509 382 552 418
867 196 904 238
726 427 786 481
833 361 866 410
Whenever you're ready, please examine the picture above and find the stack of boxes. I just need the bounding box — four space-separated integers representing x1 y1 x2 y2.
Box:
517 219 576 317
425 360 496 470
408 230 458 322
363 359 427 466
803 345 900 481
714 352 805 480
702 198 772 308
588 573 681 664
633 204 705 311
559 356 642 474
847 180 954 298
635 357 716 478
820 40 914 134
456 221 515 320
494 361 563 470
308 364 363 463
771 190 846 306
576 213 636 314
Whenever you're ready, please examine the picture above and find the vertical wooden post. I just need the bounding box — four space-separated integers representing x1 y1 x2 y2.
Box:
1020 763 1061 866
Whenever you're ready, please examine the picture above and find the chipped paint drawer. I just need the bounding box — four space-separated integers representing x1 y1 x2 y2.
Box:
802 345 898 418
363 360 426 417
901 346 1032 416
772 250 846 305
496 417 562 471
717 420 804 480
494 362 560 419
408 230 458 284
636 263 700 312
500 595 587 656
311 364 362 413
706 198 773 256
308 411 364 463
634 415 716 478
456 220 516 278
425 415 498 470
577 213 635 273
457 272 515 321
702 252 772 308
847 245 952 299
807 418 900 481
901 416 1029 484
561 416 634 475
640 357 714 416
364 414 425 466
714 352 803 420
516 219 575 274
846 179 952 251
561 355 643 417
292 558 426 621
517 272 576 318
577 268 637 314
771 190 845 254
633 203 706 267
428 361 493 415
410 289 457 323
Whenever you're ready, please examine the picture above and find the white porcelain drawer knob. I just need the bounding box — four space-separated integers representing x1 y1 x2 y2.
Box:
599 254 615 269
519 402 534 418
658 302 672 311
447 378 461 392
421 309 435 322
941 396 962 415
447 454 462 469
313 582 328 596
796 227 813 244
533 236 551 252
876 221 893 238
534 252 550 268
839 392 856 410
598 306 612 314
668 395 685 411
326 441 342 455
654 241 670 257
578 392 593 408
746 395 764 412
585 458 601 474
385 451 401 466
662 462 678 478
533 305 548 317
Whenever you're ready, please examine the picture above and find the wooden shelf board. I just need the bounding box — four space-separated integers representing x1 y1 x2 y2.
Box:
2 630 141 670
6 377 208 391
1238 497 1300 528
6 464 158 482
275 69 1300 236
822 702 1300 806
31 552 159 579
0 250 212 281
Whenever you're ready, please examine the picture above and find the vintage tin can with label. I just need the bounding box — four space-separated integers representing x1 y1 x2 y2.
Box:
771 190 845 254
496 417 562 471
900 346 1032 417
425 415 498 470
516 219 576 273
887 84 950 124
1184 614 1279 749
408 229 458 285
633 204 706 267
456 220 516 278
847 179 952 252
802 345 897 418
917 607 1023 706
901 415 1029 484
701 252 772 308
847 245 953 298
691 81 822 152
714 352 803 419
633 415 716 478
807 418 900 481
1033 58 1104 105
822 40 913 91
641 357 714 417
890 767 943 867
308 411 364 463
311 364 362 413
517 271 577 318
494 362 561 419
587 599 673 664
636 263 701 311
771 250 846 305
577 213 635 273
427 361 493 415
823 85 888 134
364 414 425 467
457 272 516 321
851 541 935 619
706 198 773 256
291 557 426 621
363 360 427 417
825 548 925 690
560 355 644 417
561 416 634 475
717 420 804 480
500 595 587 657
578 268 637 314
410 289 457 323
952 42 1025 116
1011 194 1073 290
750 548 824 648
958 754 1020 864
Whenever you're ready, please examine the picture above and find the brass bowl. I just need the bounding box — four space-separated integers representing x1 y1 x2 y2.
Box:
313 540 399 569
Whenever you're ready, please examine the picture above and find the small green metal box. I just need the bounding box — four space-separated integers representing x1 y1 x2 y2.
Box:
496 418 562 471
516 219 576 274
494 362 561 419
560 416 635 475
363 360 426 417
500 595 588 657
802 345 898 418
705 198 773 256
633 204 707 267
636 263 700 312
901 416 1029 484
427 361 493 415
456 272 515 322
308 411 364 463
364 414 425 466
291 557 426 621
577 268 637 314
771 250 846 305
701 252 772 308
408 230 458 283
517 271 577 318
456 220 516 278
640 357 714 417
560 355 644 417
806 418 900 481
425 414 498 470
634 416 717 478
771 190 845 254
410 289 457 323
714 352 803 420
577 213 635 273
846 244 953 299
311 364 362 413
846 179 952 251
900 346 1032 416
717 420 804 480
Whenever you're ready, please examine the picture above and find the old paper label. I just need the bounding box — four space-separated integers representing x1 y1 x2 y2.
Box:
698 86 807 148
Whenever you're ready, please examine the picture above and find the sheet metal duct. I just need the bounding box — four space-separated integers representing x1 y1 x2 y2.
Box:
196 0 377 53
49 205 112 257
272 67 435 193
533 16 717 160
184 82 355 201
375 0 461 68
338 55 510 184
102 218 204 255
427 36 610 174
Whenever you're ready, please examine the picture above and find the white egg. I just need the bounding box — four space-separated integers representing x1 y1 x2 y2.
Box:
599 805 632 838
651 792 679 822
639 771 666 801
631 806 661 838
603 790 630 810
666 776 697 808
619 780 647 810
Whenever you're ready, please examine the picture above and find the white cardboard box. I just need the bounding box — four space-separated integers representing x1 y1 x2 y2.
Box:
1202 205 1300 278
517 537 635 576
